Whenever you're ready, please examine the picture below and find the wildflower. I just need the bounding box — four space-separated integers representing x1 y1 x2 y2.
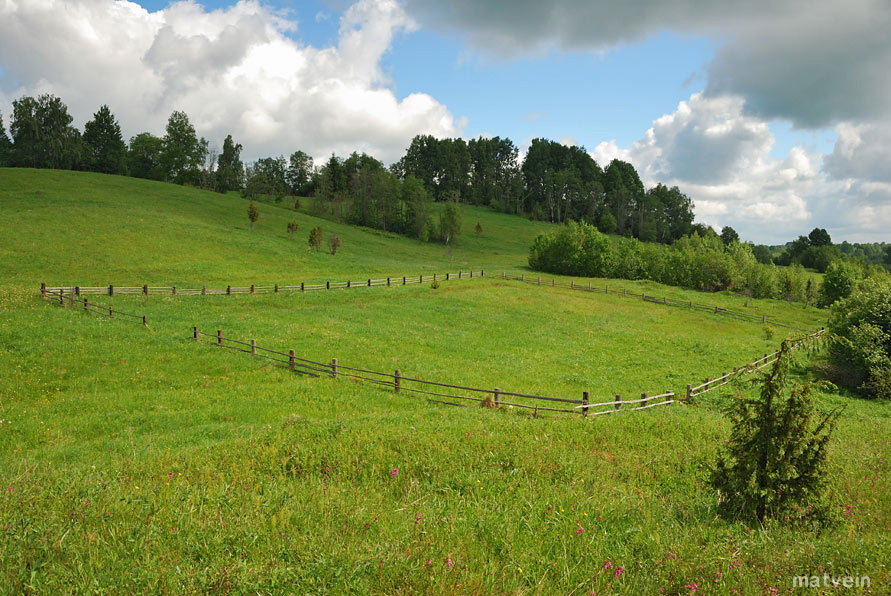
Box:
390 468 398 477
769 588 778 594
730 560 739 569
597 515 604 522
603 560 614 571
517 567 523 573
685 582 698 594
446 557 453 568
574 524 585 535
614 567 623 578
715 572 723 580
845 504 854 516
415 513 423 523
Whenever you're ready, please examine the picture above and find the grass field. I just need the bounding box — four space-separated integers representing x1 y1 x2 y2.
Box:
1 168 889 594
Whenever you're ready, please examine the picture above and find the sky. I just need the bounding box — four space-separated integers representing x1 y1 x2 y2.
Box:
1 0 889 245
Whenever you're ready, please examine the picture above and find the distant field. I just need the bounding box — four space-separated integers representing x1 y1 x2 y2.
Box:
1 169 888 594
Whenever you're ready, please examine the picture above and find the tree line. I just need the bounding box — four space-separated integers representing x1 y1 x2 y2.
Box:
0 93 697 247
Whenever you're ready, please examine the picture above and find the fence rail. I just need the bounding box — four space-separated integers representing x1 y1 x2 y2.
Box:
499 272 810 332
195 327 674 418
44 289 148 325
40 270 484 299
684 329 826 398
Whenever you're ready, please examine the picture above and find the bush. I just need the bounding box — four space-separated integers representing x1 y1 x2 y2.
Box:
308 226 323 251
287 220 299 236
711 338 842 525
327 232 342 255
528 221 611 278
828 276 891 399
818 261 860 307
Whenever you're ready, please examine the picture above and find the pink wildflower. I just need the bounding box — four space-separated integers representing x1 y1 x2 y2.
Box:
574 524 585 535
685 582 699 594
603 560 614 571
390 468 398 477
614 567 623 578
597 515 604 522
446 557 453 568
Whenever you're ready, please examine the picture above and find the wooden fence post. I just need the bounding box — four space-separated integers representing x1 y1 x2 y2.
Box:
143 284 148 296
502 271 506 279
614 394 621 410
689 301 692 309
686 384 692 400
494 387 501 407
301 282 304 292
347 280 351 288
403 276 406 285
172 285 177 295
459 271 462 279
109 284 114 296
446 273 450 281
202 285 206 295
217 330 223 345
251 339 256 355
571 280 574 289
368 279 371 287
433 273 437 282
274 284 278 293
59 288 65 306
109 306 114 319
227 285 231 295
481 270 484 277
552 278 555 287
639 393 647 408
623 288 627 297
762 315 766 324
251 284 255 294
521 273 525 281
142 315 147 326
588 281 591 290
705 377 709 389
470 271 473 278
537 276 541 286
84 298 89 311
605 284 608 293
420 275 424 283
41 283 47 300
193 326 198 340
395 370 401 393
582 391 589 418
331 358 338 378
75 286 80 297
289 350 296 371
663 297 666 304
326 281 330 289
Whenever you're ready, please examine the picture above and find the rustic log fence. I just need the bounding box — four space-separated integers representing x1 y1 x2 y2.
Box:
500 272 810 332
195 327 675 417
43 289 148 325
684 328 826 399
40 270 483 298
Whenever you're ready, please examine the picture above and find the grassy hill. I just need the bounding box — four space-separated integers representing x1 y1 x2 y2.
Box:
1 169 888 594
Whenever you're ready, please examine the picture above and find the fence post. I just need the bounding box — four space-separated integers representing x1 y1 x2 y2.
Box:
227 285 231 295
251 339 256 355
552 278 555 287
193 326 198 340
327 281 330 290
368 279 371 287
705 377 709 389
217 330 223 345
173 285 177 295
289 350 296 371
639 393 647 408
331 358 338 378
494 387 501 407
347 280 351 289
41 283 47 300
301 282 304 292
420 275 423 284
251 284 255 294
521 274 525 281
59 288 65 306
502 271 506 280
623 288 627 297
663 297 666 304
143 284 148 296
686 384 692 400
84 298 89 311
202 285 206 295
395 370 401 393
614 394 621 410
538 276 541 286
274 284 278 293
459 271 462 279
605 284 608 293
571 280 574 289
642 293 645 300
433 273 437 282
142 315 147 326
75 286 80 297
109 284 114 296
582 391 589 418
446 273 450 281
588 281 591 290
109 306 114 319
762 314 766 324
470 271 473 278
403 276 406 285
481 270 484 277
689 301 692 309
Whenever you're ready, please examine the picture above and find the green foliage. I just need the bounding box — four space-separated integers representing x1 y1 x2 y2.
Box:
711 338 842 524
126 132 164 180
439 198 462 245
160 110 206 185
720 225 740 246
828 275 891 399
10 94 82 169
529 221 612 278
308 225 323 251
82 105 126 175
243 156 287 200
247 200 260 231
818 261 860 307
286 150 314 196
597 210 617 234
0 112 11 167
215 134 244 193
328 231 342 255
287 220 299 236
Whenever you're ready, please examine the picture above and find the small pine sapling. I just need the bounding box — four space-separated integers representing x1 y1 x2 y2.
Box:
475 222 483 235
328 232 342 255
287 220 299 237
308 225 323 251
247 200 260 231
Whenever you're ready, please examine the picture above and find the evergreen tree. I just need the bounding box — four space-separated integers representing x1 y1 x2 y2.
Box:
83 105 126 174
0 112 11 167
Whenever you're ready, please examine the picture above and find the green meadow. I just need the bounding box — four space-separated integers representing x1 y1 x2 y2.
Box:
1 168 889 594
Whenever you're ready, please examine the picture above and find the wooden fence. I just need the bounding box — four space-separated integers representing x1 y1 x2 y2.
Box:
195 327 675 417
43 289 148 325
500 272 810 332
40 270 484 298
684 328 826 399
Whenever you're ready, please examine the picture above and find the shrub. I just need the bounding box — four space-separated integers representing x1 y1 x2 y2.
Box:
247 200 259 231
287 220 299 236
818 261 860 307
528 221 612 278
828 276 891 399
711 337 842 525
474 222 483 234
308 225 323 251
328 232 342 255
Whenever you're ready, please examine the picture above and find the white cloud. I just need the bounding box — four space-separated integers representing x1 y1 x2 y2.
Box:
0 0 462 163
594 92 891 244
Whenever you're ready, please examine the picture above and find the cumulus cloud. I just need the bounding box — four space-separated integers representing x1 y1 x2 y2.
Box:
0 0 462 163
591 92 891 243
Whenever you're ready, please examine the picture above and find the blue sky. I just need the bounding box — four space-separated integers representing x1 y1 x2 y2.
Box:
0 0 888 243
